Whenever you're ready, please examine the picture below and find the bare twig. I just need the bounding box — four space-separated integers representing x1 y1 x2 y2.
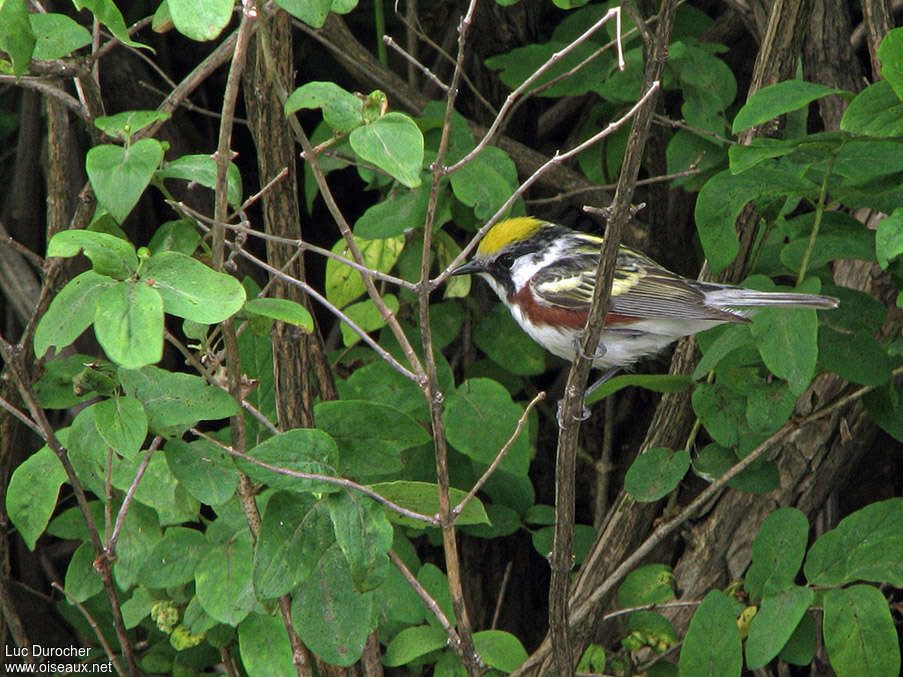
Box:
443 7 623 176
383 36 450 92
190 429 439 526
108 441 161 554
452 391 545 520
434 79 662 287
52 582 126 677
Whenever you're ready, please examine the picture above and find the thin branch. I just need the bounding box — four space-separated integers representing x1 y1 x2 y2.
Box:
190 429 439 526
443 7 623 176
172 201 415 289
388 550 465 653
51 582 126 677
452 391 545 520
383 36 450 92
108 441 160 554
0 76 87 119
0 394 43 437
197 226 420 382
418 0 483 674
434 79 662 288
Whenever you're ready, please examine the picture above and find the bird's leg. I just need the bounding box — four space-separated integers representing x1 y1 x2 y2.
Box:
585 366 620 398
556 350 620 428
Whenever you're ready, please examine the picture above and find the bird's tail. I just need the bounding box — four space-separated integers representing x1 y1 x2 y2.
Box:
704 287 839 310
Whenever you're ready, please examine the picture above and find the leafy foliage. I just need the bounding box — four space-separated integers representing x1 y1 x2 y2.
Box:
1 2 902 677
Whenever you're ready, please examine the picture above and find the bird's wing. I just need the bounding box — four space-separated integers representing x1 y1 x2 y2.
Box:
530 247 744 322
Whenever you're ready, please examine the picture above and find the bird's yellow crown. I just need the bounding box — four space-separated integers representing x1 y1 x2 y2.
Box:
477 217 546 255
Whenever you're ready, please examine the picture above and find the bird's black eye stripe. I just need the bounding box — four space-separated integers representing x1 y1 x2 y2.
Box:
497 252 516 268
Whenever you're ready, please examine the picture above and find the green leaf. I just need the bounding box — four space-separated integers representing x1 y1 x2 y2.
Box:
744 507 809 599
355 184 432 238
64 542 103 603
314 400 430 481
383 625 447 667
841 80 903 136
417 563 455 625
236 428 341 493
138 526 208 587
804 498 903 587
0 0 35 75
823 585 900 677
34 354 105 409
617 564 676 607
877 27 903 102
34 271 115 358
195 536 256 625
284 81 363 133
94 110 172 141
746 586 814 670
449 146 517 220
86 139 165 224
72 0 150 49
692 383 745 448
695 167 818 273
745 380 796 435
587 373 694 404
143 250 246 323
339 294 399 347
112 501 161 590
678 590 742 677
876 209 903 269
147 219 201 256
274 0 332 28
92 396 148 459
624 448 690 503
732 81 847 133
292 545 374 666
367 481 490 528
818 327 890 386
473 304 547 376
119 366 238 436
164 438 238 505
167 0 232 40
443 378 531 476
66 410 108 498
325 234 404 309
238 613 296 677
156 154 242 209
253 492 334 599
349 112 424 188
864 385 903 443
328 490 392 591
47 230 138 279
29 13 91 59
244 298 313 332
750 304 818 395
6 446 66 550
473 630 528 673
94 281 164 368
531 524 596 565
779 611 817 666
337 358 424 417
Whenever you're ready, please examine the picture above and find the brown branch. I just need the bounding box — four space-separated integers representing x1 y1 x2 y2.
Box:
543 2 677 673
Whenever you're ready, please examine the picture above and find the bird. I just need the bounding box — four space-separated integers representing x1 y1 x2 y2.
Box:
452 217 838 408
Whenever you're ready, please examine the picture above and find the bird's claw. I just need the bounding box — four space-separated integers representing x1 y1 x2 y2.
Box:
573 333 607 362
556 398 592 429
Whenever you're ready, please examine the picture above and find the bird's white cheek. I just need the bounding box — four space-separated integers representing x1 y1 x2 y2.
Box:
479 273 508 302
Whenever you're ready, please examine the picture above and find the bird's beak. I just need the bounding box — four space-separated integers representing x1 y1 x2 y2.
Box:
450 260 484 276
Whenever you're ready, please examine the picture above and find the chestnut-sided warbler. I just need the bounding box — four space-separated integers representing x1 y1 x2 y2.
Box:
453 217 838 395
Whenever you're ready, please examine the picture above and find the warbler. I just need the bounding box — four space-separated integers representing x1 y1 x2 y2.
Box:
453 217 838 396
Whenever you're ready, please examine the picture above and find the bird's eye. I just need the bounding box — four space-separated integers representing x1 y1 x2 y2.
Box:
497 253 516 268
